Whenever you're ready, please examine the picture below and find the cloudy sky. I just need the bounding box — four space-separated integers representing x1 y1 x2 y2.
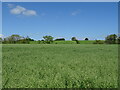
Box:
2 2 118 40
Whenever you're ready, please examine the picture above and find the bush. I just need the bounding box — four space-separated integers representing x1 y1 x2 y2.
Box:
55 38 65 41
75 40 80 44
117 37 120 44
105 34 117 44
93 40 104 44
43 35 54 44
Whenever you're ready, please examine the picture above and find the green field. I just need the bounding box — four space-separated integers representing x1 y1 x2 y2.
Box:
2 44 118 88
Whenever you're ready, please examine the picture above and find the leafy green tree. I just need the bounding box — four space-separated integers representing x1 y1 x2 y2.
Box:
85 38 89 41
2 38 7 44
11 34 21 42
18 38 27 44
43 35 54 44
18 36 30 44
71 37 77 41
2 35 32 44
25 36 34 41
71 37 80 44
117 37 120 44
0 38 2 44
25 36 30 44
4 34 22 44
105 34 117 44
40 40 45 44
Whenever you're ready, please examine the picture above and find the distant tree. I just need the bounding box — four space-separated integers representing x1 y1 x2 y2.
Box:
16 37 26 44
71 37 80 44
40 39 45 44
85 38 89 41
25 36 34 41
2 35 34 44
3 34 22 44
117 37 120 44
41 39 44 41
0 38 2 43
71 37 77 41
18 38 26 44
11 34 21 43
43 35 54 44
25 36 30 44
105 34 117 44
2 38 7 44
55 38 65 41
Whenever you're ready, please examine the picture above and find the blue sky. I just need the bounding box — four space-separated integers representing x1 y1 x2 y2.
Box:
0 1 2 35
2 2 118 40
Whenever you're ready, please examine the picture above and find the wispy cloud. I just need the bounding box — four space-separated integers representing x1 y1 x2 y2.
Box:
9 4 37 16
71 10 80 16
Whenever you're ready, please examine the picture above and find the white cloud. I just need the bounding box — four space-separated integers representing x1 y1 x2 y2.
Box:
22 10 37 16
71 10 80 16
10 5 37 16
10 6 26 14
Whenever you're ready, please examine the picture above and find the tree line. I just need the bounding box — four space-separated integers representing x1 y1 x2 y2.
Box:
0 34 120 44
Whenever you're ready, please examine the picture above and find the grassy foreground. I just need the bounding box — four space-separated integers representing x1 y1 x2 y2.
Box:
2 44 118 88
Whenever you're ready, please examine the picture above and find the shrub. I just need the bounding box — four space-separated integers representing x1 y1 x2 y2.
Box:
117 37 120 44
75 40 80 44
105 34 117 44
43 35 54 44
55 38 65 41
93 40 104 44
